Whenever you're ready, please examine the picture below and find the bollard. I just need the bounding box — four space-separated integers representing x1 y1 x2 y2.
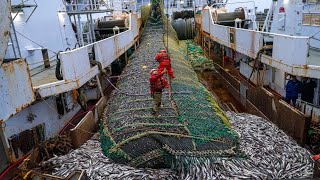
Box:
42 48 50 68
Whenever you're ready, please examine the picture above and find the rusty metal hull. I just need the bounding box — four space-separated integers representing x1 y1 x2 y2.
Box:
0 0 10 64
0 59 35 122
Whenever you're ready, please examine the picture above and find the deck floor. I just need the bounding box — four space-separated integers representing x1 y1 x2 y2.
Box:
30 60 58 87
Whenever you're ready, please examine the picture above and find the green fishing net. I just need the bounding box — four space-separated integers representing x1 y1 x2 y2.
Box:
100 1 239 168
186 40 215 71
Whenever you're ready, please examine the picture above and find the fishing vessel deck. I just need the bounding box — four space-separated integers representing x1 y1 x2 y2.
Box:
30 61 58 87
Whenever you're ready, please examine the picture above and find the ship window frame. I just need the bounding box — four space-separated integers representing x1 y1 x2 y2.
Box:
307 0 320 4
302 13 320 26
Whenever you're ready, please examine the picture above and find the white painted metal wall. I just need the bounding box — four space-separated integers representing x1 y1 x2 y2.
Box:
202 7 264 59
201 7 320 78
0 60 35 122
4 93 86 162
271 33 309 66
7 0 77 69
271 0 320 49
36 14 139 98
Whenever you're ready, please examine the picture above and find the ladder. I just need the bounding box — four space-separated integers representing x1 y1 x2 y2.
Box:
262 1 276 32
9 16 21 58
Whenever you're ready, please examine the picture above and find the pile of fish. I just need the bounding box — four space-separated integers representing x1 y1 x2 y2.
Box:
43 135 177 179
175 112 314 179
43 112 313 179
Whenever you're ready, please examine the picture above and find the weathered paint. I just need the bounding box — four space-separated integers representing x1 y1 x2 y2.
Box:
4 96 81 162
0 121 10 173
34 14 140 98
271 33 309 66
0 0 10 64
0 59 35 122
204 7 264 59
201 7 319 77
261 54 320 78
7 0 77 68
36 66 100 97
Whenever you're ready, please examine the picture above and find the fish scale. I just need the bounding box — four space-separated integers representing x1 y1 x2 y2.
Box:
170 112 314 179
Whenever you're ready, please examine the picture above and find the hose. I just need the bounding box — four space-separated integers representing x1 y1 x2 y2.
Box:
55 51 63 80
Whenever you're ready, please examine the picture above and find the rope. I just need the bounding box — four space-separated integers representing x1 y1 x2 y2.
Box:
40 96 96 135
27 54 56 66
106 76 191 96
15 31 58 54
30 63 57 77
106 76 150 96
40 96 61 117
64 120 96 135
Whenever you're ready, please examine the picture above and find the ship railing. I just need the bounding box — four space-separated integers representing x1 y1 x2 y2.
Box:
35 13 140 98
296 99 320 123
65 0 113 12
201 6 320 78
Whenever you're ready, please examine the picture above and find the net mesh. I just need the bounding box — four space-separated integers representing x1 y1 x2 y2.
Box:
186 40 215 71
100 2 239 168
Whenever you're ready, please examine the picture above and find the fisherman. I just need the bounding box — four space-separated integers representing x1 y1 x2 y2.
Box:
285 75 301 106
301 77 317 104
149 69 169 116
155 49 175 79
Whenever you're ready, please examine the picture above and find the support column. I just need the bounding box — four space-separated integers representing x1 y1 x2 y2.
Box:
77 14 84 46
125 51 128 64
96 75 104 97
222 46 225 67
208 39 211 59
90 14 96 42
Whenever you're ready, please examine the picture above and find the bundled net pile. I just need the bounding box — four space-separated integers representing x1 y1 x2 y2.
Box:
186 40 214 71
100 2 239 168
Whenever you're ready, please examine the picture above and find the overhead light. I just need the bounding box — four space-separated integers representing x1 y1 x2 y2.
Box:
180 0 184 4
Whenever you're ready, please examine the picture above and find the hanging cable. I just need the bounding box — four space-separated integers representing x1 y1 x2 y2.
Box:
27 54 56 66
15 30 58 54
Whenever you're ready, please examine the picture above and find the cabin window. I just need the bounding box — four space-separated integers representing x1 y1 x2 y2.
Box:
307 0 320 4
303 13 320 26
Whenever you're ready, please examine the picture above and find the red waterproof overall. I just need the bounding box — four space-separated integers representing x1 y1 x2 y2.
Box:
155 53 174 78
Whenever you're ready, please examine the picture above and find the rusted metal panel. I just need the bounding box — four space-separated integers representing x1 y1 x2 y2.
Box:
261 54 320 78
277 100 310 145
70 111 95 148
35 66 99 98
0 0 10 64
195 14 202 25
296 99 320 123
0 59 35 122
217 60 310 144
235 29 263 58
